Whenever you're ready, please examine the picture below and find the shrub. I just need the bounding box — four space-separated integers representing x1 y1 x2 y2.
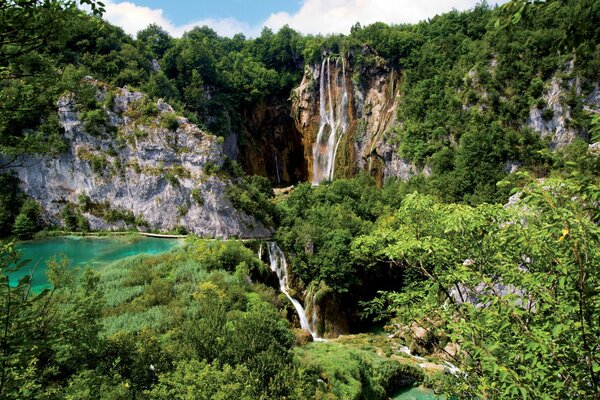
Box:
76 212 90 232
177 205 189 217
0 173 23 237
164 171 179 186
90 155 108 175
173 225 188 235
191 188 204 206
542 108 555 121
78 193 92 212
61 204 78 231
13 214 36 239
203 161 220 176
82 109 109 136
161 112 179 131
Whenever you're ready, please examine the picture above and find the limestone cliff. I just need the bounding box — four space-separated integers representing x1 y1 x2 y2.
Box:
9 81 271 238
526 74 600 149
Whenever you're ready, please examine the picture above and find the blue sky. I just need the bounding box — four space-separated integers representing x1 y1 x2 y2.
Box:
129 0 302 27
101 0 508 38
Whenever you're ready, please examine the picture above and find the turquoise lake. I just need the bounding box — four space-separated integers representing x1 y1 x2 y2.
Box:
394 386 441 400
9 236 182 291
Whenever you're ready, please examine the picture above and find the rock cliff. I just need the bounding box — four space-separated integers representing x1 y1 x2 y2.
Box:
526 75 600 149
9 81 271 238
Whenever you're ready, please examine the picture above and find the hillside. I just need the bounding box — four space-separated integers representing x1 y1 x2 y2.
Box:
1 0 599 399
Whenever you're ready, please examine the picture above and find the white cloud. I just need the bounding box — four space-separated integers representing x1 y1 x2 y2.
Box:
263 0 507 35
101 0 254 38
98 0 508 38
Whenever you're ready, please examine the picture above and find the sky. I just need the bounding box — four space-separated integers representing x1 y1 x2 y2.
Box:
100 0 508 38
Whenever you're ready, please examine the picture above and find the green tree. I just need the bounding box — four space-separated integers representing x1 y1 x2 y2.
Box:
12 213 35 239
358 177 600 398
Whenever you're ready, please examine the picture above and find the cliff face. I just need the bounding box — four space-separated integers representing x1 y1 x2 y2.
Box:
526 74 600 149
292 53 417 184
10 82 271 238
237 98 308 185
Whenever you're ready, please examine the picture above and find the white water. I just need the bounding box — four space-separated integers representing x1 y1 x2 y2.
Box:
312 56 350 185
274 154 281 184
266 242 322 340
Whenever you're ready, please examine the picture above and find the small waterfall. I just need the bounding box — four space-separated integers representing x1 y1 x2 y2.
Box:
257 242 263 261
267 242 322 340
274 154 281 184
312 56 350 185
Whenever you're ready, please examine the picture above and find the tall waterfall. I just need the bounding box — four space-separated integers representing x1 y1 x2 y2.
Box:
312 56 350 185
266 242 322 340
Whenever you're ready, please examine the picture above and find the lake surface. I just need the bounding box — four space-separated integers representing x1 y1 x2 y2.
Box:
9 236 182 291
394 386 441 400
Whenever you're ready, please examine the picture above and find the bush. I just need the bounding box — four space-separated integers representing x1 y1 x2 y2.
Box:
203 161 220 176
81 109 109 136
542 108 555 121
90 155 108 175
161 112 179 131
164 171 179 186
191 188 204 206
13 214 36 239
78 193 92 212
76 212 90 232
61 204 78 231
0 172 24 236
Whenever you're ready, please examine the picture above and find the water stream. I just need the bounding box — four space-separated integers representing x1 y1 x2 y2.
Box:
312 56 349 185
266 241 322 340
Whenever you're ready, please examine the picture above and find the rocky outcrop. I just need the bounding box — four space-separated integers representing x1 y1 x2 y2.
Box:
9 82 271 238
292 51 418 184
527 76 600 148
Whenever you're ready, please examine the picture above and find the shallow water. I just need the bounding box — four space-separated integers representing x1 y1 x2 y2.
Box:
394 386 441 400
9 236 181 291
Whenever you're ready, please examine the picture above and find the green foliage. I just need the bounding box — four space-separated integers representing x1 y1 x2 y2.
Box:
0 173 25 236
12 198 44 239
191 188 204 206
276 177 389 294
202 161 220 175
0 239 105 400
61 203 80 231
296 342 423 400
97 242 309 398
161 112 179 131
357 176 600 399
12 214 36 239
188 239 265 275
226 175 275 226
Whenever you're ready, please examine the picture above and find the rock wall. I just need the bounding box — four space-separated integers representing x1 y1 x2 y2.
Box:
237 99 308 185
526 74 600 149
9 82 271 238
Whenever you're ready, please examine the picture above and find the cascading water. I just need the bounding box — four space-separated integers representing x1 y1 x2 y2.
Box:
266 241 322 340
274 154 281 184
312 56 350 185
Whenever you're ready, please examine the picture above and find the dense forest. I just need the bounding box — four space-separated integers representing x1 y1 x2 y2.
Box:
1 0 600 398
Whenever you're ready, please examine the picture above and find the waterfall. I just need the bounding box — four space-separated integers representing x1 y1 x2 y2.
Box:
267 242 322 340
274 154 281 184
312 56 350 185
